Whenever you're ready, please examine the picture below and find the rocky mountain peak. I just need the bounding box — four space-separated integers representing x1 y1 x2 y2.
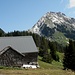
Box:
29 11 75 42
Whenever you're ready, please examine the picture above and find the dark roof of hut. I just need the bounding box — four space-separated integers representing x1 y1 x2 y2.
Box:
0 36 38 53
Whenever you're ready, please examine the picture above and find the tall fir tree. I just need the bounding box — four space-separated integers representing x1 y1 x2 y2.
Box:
42 38 53 63
63 39 75 70
0 28 5 36
49 42 59 61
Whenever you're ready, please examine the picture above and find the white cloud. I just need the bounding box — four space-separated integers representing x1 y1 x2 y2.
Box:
68 0 75 8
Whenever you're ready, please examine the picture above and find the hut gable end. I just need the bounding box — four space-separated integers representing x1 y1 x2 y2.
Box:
0 46 25 67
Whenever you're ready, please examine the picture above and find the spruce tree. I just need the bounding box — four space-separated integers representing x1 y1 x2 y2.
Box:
63 39 75 70
42 38 53 63
42 53 53 63
50 42 59 61
63 46 69 70
0 28 5 36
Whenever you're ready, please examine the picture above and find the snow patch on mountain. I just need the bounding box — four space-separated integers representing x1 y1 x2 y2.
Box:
29 11 75 40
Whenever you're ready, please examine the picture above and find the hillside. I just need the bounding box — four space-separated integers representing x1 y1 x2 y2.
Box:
38 52 64 69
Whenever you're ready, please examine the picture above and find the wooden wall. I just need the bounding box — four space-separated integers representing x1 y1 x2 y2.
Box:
0 47 38 67
23 52 38 64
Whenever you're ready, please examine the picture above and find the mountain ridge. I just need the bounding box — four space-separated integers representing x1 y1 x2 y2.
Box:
29 11 75 45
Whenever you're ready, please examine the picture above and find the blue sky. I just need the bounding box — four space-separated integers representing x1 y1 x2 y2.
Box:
0 0 75 32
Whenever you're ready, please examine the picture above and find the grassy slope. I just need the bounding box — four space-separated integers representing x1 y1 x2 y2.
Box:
38 52 64 69
38 59 63 69
52 31 69 46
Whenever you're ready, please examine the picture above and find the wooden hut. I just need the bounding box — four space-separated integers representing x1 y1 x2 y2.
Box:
0 36 38 67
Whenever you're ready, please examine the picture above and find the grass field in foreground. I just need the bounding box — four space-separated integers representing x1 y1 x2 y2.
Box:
0 69 75 75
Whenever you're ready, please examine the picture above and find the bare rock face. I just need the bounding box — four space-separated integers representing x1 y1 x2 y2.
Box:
29 12 75 40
